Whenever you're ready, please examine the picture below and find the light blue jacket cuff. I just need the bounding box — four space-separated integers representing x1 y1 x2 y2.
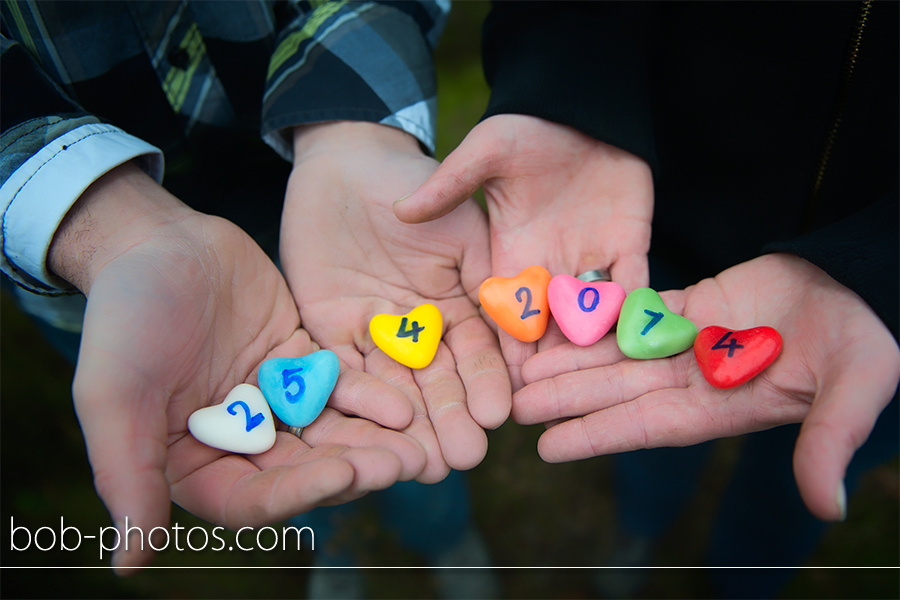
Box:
1 123 163 294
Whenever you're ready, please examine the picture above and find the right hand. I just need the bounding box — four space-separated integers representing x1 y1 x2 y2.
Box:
394 114 654 389
49 162 425 573
281 122 511 483
514 253 900 521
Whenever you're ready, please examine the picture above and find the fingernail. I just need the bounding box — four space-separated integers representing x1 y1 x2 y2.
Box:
393 194 410 205
836 479 847 521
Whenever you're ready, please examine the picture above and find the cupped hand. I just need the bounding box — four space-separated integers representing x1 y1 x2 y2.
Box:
514 253 900 521
50 163 422 573
394 114 654 389
280 122 511 483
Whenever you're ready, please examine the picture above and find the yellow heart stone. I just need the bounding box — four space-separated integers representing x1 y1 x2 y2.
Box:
369 304 443 369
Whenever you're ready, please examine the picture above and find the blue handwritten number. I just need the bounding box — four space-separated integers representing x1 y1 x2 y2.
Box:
711 331 744 357
282 367 305 404
396 317 425 343
227 400 265 432
516 287 541 320
640 310 664 335
577 288 600 313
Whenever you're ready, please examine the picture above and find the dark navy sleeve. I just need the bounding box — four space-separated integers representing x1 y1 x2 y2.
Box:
479 1 659 169
765 191 900 341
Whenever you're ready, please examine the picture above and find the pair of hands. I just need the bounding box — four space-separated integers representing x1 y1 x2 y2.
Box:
394 114 900 525
46 120 511 573
275 117 653 487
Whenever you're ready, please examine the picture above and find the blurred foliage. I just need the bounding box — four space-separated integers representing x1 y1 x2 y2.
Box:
2 2 898 598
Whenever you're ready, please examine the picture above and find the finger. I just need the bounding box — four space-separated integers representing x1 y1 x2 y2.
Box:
170 443 358 529
458 203 493 306
479 305 500 337
535 318 570 354
415 342 489 471
521 334 625 384
500 330 536 392
169 423 405 525
536 387 714 462
793 348 900 521
393 133 496 224
301 408 426 482
366 348 451 483
254 430 405 495
314 446 409 506
443 314 511 430
609 252 650 293
328 365 414 430
71 365 171 574
512 356 687 425
534 364 817 463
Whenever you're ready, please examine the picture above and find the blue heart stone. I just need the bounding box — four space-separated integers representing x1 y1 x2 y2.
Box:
257 350 339 428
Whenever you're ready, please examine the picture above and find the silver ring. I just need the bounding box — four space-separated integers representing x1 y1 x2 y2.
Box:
288 426 304 439
576 269 612 283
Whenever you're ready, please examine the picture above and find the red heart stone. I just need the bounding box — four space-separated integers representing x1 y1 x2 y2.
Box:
694 326 783 389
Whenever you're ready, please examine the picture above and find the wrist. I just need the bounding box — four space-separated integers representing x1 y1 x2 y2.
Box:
292 121 422 166
47 161 195 294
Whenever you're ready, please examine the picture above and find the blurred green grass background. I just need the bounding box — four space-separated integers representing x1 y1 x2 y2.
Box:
2 2 898 598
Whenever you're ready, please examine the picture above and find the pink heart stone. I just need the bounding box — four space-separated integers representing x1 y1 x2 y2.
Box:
694 325 783 389
548 274 626 346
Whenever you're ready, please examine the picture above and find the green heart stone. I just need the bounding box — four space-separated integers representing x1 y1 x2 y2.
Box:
616 288 698 359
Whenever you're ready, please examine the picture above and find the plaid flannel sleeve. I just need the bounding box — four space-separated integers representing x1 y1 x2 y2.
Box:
261 0 449 161
0 36 162 297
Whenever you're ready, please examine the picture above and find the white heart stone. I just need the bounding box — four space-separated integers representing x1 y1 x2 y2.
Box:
188 384 277 454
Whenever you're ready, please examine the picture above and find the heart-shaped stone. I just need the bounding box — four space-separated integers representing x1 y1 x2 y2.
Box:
694 325 783 389
616 288 698 359
479 265 552 342
369 303 442 369
258 350 340 428
188 384 276 454
548 274 626 346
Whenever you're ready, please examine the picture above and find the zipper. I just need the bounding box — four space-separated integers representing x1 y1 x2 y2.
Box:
804 0 872 232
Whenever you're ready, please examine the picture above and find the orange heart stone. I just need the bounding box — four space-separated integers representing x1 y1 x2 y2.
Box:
479 265 552 342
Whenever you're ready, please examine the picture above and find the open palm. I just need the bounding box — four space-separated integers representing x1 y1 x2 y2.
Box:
395 114 654 388
515 253 900 520
72 198 419 573
281 123 511 483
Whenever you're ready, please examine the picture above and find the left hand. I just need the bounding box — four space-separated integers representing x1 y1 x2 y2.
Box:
514 253 900 521
280 122 511 483
394 115 654 389
50 163 419 573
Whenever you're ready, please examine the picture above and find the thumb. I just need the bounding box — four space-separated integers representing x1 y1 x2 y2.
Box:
393 130 499 223
792 349 898 522
72 360 171 575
